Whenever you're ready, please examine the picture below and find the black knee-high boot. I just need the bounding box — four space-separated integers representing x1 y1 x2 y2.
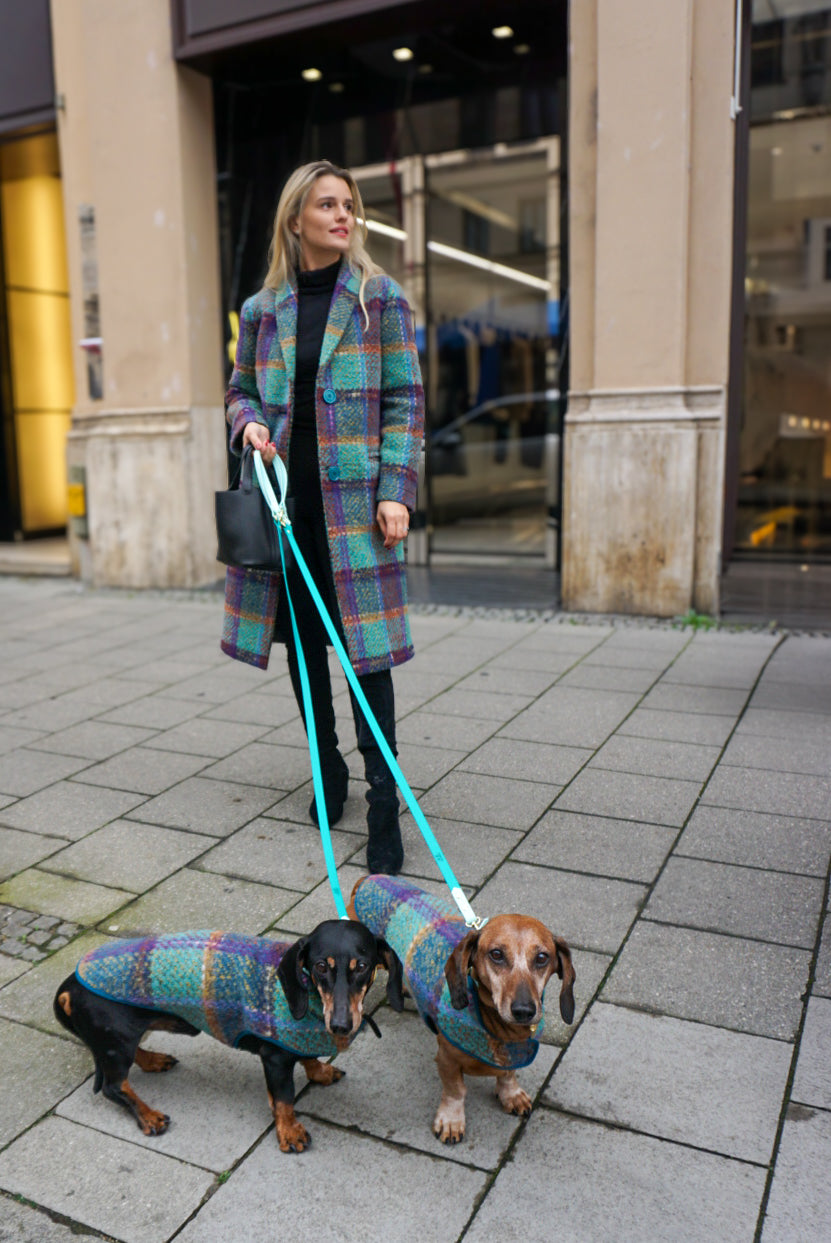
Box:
286 639 349 827
350 670 403 875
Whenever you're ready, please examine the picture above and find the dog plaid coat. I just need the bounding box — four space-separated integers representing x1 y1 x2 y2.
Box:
352 876 542 1070
76 932 356 1058
222 263 424 675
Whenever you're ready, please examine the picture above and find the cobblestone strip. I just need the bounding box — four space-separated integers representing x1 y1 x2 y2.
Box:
0 904 80 962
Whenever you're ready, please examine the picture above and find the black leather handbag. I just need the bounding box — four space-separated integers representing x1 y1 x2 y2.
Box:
215 446 292 571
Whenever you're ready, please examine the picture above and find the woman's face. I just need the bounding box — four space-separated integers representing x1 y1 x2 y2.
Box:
294 175 355 270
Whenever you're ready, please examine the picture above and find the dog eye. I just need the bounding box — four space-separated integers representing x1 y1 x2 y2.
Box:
534 952 550 968
355 960 368 973
488 948 504 963
313 960 329 976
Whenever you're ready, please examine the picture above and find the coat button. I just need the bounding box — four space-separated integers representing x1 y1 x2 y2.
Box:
323 388 337 404
328 466 340 482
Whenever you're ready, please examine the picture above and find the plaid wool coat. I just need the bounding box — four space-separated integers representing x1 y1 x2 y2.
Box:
221 263 424 675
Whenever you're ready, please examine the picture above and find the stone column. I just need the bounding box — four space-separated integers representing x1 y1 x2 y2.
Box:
51 0 225 587
563 0 736 616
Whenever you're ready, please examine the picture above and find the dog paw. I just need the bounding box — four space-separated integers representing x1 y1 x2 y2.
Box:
501 1089 532 1118
302 1059 344 1087
139 1109 170 1136
433 1116 465 1145
277 1120 311 1154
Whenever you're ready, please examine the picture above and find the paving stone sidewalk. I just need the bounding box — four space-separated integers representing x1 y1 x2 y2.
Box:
0 576 829 1242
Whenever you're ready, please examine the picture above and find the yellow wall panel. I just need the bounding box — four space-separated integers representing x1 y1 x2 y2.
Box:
15 411 71 530
6 289 74 412
0 175 69 293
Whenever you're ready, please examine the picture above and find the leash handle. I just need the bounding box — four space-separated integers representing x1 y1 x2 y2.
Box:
252 450 485 930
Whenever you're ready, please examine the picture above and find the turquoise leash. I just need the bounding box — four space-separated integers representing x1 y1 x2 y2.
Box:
252 449 485 930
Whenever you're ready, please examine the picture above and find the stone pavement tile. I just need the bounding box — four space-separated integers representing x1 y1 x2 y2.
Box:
644 858 825 949
420 771 559 830
271 865 386 936
196 817 359 891
737 707 831 743
540 947 610 1046
677 806 831 875
156 663 270 704
0 954 29 986
598 627 687 652
583 645 687 671
618 706 736 745
511 625 612 652
54 677 167 711
395 709 497 750
0 826 69 879
639 683 749 716
115 655 224 683
814 922 831 998
399 814 522 889
701 766 831 821
0 780 147 840
0 1196 99 1241
0 680 55 711
389 741 467 788
97 695 209 729
58 1029 272 1170
0 722 47 754
761 1105 831 1241
0 749 92 798
499 687 638 747
123 775 278 835
203 683 297 724
460 737 592 785
791 997 831 1109
142 717 270 758
475 861 646 955
555 768 701 828
545 1002 791 1163
77 746 209 796
556 663 659 693
589 734 721 781
43 820 215 892
0 1116 214 1243
513 810 676 884
423 687 534 721
464 1111 766 1243
200 740 312 791
0 930 110 1034
299 1005 558 1167
454 665 560 696
111 868 294 936
413 637 509 675
487 646 579 673
175 1117 487 1243
27 719 157 760
751 680 831 713
262 780 367 835
0 870 134 927
0 1019 91 1146
720 732 831 777
603 922 810 1040
661 655 768 689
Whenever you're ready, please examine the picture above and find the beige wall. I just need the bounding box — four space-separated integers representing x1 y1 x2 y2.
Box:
51 0 226 587
563 0 736 616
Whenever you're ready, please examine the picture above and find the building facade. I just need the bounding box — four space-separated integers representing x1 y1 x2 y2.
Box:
0 1 828 613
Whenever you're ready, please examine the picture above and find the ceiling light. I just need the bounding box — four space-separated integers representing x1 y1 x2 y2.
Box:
301 67 322 81
361 218 407 241
771 146 783 156
328 81 345 93
492 26 514 39
418 63 433 74
393 47 414 61
514 43 530 55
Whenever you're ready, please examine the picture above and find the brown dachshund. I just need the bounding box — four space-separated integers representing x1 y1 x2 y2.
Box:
349 875 575 1144
434 914 575 1143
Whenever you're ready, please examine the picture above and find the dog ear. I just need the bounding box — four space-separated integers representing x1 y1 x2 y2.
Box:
553 936 576 1024
278 937 310 1020
445 930 479 1010
376 938 405 1012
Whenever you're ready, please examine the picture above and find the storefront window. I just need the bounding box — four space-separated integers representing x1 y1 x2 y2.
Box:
740 3 831 556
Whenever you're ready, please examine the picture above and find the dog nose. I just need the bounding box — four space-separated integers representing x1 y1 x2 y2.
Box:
511 1001 536 1023
329 1018 353 1035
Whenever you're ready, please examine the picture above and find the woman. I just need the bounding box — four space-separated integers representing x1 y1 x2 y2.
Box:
221 160 424 876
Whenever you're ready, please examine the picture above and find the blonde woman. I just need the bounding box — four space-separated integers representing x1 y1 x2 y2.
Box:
221 160 424 876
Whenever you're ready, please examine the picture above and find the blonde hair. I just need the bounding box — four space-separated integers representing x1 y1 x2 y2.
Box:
263 160 383 324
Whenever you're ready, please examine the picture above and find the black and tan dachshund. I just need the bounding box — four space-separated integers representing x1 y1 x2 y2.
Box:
54 919 403 1153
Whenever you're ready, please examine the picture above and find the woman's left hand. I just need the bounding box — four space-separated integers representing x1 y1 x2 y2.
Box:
376 501 410 549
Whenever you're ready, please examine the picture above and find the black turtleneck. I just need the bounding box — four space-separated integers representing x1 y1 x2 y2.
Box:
293 258 341 435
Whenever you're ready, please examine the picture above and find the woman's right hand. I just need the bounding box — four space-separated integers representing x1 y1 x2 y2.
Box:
242 421 277 466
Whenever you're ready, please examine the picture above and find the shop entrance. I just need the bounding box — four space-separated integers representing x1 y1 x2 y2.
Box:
352 138 562 566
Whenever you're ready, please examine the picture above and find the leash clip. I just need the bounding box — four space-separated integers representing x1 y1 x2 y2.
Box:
451 887 488 930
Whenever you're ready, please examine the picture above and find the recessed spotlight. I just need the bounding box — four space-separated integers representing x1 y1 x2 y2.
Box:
393 47 414 62
328 81 345 93
492 26 514 39
514 43 530 55
771 146 783 156
418 63 433 74
301 67 323 81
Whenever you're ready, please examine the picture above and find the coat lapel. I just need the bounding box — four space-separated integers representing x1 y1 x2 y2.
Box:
272 283 298 412
318 264 359 373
